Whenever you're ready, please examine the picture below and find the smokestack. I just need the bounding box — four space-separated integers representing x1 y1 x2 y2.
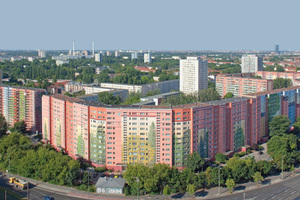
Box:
92 41 95 57
73 41 75 56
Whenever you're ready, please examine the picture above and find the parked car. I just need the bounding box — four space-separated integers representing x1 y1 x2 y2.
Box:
43 196 54 200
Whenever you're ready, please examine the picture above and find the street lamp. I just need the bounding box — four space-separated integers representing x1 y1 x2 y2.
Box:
133 177 139 200
281 154 285 180
217 162 221 195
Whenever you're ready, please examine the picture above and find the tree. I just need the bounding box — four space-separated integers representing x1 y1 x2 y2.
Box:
185 152 205 172
273 78 292 89
82 171 91 186
97 92 121 105
269 115 290 137
0 114 8 137
186 184 195 194
205 166 213 187
276 65 285 72
252 172 264 185
267 134 300 169
215 153 227 163
223 92 234 99
122 92 141 105
52 75 57 83
291 116 300 135
12 120 27 134
225 179 236 193
163 185 171 196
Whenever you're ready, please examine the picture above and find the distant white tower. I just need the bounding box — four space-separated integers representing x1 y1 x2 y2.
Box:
115 50 120 57
180 57 208 95
95 53 102 62
131 52 138 60
92 41 95 57
144 52 151 63
241 55 263 73
73 41 75 56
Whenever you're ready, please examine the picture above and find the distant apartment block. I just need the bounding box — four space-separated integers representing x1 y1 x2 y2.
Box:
0 85 45 133
180 57 208 94
38 49 46 58
0 70 2 85
64 81 85 92
95 53 102 62
256 71 300 85
100 79 179 96
144 53 151 63
131 52 138 60
275 45 280 54
241 55 263 73
216 74 273 97
115 51 120 57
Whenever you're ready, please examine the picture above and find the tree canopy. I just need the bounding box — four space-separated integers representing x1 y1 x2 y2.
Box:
97 92 121 105
185 152 205 172
269 115 290 137
0 114 8 137
160 88 220 105
223 92 234 99
273 78 293 89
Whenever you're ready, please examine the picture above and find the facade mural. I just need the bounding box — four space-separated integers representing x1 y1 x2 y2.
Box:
90 119 106 165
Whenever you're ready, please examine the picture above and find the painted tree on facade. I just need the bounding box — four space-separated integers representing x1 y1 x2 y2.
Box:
44 121 47 139
148 122 156 165
77 127 85 157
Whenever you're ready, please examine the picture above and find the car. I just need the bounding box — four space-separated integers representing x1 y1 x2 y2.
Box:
43 196 54 200
259 151 264 155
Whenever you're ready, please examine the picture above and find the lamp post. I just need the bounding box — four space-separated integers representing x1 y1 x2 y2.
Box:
281 155 284 180
217 162 221 195
133 177 139 200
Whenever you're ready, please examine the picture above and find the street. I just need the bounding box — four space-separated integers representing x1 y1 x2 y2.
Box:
213 175 300 200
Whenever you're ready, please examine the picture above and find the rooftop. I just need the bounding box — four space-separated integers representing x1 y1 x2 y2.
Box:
95 177 125 189
243 85 300 97
50 94 84 103
2 84 46 92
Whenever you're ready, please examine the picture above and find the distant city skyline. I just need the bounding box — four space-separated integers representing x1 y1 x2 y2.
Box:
1 0 300 50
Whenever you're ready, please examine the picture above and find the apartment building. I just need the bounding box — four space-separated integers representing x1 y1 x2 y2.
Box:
241 55 263 73
0 85 45 133
100 80 179 97
42 86 300 170
216 74 273 97
180 57 208 95
256 71 300 85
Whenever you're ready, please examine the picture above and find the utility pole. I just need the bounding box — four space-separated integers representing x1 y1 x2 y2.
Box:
8 157 10 178
281 155 284 180
87 171 90 199
133 177 139 200
27 183 29 200
218 164 220 195
5 190 6 200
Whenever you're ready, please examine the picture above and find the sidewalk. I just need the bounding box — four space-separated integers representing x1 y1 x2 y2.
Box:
5 169 300 200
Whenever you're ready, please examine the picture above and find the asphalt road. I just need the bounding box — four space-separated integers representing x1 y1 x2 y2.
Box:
213 175 300 200
0 177 85 200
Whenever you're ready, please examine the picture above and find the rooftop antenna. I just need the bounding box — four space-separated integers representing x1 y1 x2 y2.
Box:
92 41 95 57
73 41 75 56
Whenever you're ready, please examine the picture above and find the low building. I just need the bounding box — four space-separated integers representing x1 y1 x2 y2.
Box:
140 91 180 105
95 177 125 194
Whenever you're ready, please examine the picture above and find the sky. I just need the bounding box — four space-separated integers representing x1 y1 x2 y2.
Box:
1 0 299 51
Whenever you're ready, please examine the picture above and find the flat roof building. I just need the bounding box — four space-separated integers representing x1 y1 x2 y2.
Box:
180 57 208 95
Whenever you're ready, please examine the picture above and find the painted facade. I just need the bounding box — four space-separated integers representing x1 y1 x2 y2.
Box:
0 85 45 133
43 86 300 170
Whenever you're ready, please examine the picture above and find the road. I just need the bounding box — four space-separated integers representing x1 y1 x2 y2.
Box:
213 175 300 200
0 177 85 200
